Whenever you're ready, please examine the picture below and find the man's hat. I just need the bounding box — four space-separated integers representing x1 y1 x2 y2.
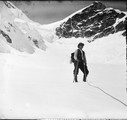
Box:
78 42 84 48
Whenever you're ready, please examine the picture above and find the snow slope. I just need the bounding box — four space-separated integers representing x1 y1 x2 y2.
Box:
0 37 126 118
0 32 126 118
0 1 127 119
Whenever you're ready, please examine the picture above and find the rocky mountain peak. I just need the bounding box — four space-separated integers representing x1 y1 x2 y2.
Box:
56 1 126 41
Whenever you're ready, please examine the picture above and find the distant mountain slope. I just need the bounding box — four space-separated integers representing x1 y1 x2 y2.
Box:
0 1 126 55
55 1 126 41
0 1 46 53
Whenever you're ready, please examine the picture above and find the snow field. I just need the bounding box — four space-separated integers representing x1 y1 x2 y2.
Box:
0 49 126 119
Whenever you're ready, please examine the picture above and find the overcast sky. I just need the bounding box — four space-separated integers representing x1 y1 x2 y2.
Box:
12 1 126 25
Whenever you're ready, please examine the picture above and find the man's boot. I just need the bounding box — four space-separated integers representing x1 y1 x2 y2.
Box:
74 74 78 82
83 74 86 82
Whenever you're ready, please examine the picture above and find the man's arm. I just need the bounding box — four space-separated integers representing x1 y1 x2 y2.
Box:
83 52 87 65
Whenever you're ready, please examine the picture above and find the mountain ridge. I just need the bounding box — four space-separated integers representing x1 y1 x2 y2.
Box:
0 1 126 54
55 1 126 41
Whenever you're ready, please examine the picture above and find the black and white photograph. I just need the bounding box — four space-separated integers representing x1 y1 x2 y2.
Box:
0 0 126 119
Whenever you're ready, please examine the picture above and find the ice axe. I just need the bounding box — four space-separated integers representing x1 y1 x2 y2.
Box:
83 63 86 82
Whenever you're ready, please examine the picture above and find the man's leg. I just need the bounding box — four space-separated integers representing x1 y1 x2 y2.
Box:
73 61 79 82
85 65 89 77
79 62 87 82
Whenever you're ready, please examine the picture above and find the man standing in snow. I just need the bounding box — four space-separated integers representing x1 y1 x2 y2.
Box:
73 42 89 82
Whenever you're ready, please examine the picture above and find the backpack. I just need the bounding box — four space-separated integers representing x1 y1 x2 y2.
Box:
70 52 75 63
70 49 80 63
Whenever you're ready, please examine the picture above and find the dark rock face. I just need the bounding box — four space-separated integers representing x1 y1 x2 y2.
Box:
3 1 15 9
115 19 126 32
0 29 12 43
56 1 126 40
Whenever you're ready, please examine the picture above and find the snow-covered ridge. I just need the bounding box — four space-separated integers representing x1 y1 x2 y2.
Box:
0 1 47 54
0 0 126 62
